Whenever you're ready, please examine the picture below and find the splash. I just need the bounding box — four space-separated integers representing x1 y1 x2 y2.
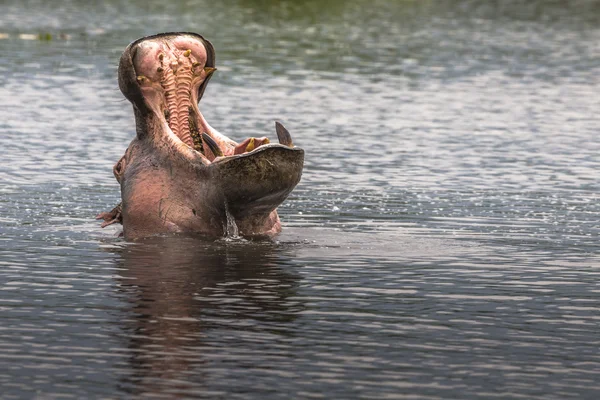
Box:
224 203 239 238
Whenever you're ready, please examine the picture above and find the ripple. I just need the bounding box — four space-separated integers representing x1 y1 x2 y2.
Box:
2 1 600 399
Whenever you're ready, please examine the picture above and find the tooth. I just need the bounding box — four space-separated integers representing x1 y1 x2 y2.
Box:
192 62 201 68
275 122 294 147
157 66 163 73
158 53 164 61
183 49 191 57
136 75 147 83
203 67 216 77
202 133 223 157
245 138 255 152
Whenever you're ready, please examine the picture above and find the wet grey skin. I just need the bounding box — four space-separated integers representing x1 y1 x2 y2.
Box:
96 32 304 239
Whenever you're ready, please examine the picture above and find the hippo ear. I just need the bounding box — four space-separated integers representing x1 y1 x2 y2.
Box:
196 35 215 102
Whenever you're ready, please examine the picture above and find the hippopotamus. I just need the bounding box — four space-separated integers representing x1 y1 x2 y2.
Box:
96 32 304 239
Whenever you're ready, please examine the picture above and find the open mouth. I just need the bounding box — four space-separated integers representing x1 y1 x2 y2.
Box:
98 32 304 237
121 32 296 165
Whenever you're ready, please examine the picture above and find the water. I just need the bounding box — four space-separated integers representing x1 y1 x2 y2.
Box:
2 0 600 398
224 204 240 238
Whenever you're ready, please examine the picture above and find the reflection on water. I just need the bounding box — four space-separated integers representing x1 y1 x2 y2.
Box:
109 237 301 396
1 0 600 398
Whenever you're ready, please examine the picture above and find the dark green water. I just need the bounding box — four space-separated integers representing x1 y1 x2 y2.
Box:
2 1 600 398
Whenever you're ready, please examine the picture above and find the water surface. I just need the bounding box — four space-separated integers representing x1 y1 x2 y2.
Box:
1 1 600 398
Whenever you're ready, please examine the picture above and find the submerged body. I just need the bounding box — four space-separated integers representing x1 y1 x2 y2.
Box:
97 33 304 239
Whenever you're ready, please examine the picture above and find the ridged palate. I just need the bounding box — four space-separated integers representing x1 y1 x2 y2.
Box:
159 51 195 148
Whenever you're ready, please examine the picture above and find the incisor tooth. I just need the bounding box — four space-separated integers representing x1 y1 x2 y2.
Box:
245 138 255 152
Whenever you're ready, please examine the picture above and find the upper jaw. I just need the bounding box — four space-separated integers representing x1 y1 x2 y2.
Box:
119 32 219 163
119 32 214 117
119 32 301 167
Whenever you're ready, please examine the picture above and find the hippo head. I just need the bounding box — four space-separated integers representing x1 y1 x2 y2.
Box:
98 32 304 239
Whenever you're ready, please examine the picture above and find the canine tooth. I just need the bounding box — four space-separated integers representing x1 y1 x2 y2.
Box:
203 67 216 77
158 53 164 61
202 133 223 157
157 66 163 73
183 49 191 57
136 75 147 83
275 122 294 147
